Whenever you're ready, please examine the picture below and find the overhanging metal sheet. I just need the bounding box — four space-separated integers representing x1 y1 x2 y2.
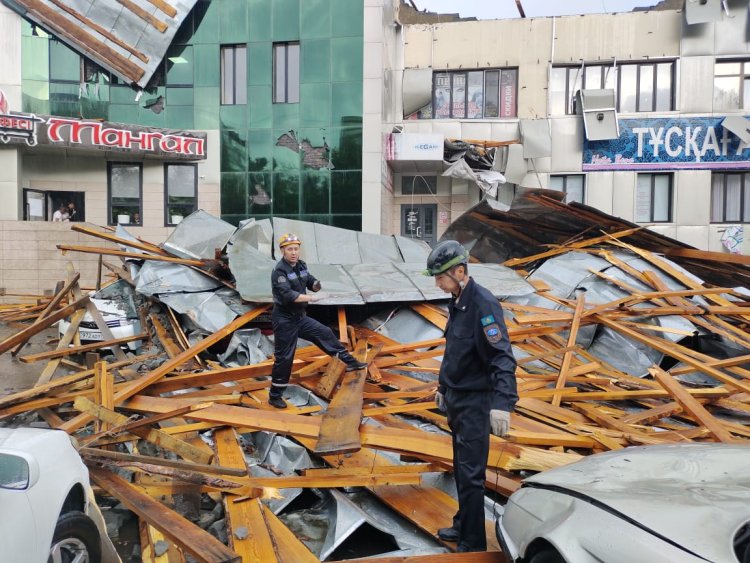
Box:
1 0 198 88
358 231 403 263
520 119 552 158
162 210 237 260
347 263 424 302
158 291 238 333
685 0 722 24
134 261 221 296
315 223 361 264
307 264 365 306
402 68 434 116
722 116 750 144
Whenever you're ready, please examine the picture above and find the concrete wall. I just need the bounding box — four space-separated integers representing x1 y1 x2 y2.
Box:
0 5 23 221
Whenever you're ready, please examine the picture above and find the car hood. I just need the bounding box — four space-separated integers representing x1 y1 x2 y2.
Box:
524 444 750 562
0 427 65 450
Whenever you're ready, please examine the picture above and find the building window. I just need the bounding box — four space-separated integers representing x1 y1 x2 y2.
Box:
433 69 517 119
550 61 675 115
108 163 142 226
221 45 247 105
711 172 750 222
273 42 300 104
549 175 585 204
401 175 437 195
165 164 197 226
714 61 750 111
636 173 672 223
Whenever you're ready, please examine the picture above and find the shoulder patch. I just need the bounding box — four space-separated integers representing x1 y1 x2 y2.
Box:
287 272 298 279
483 323 502 344
480 314 496 326
277 275 288 284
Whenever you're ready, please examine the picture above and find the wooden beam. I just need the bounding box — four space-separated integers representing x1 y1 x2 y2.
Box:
314 357 345 400
93 361 114 433
664 246 750 266
337 306 348 344
552 290 585 407
214 429 277 562
19 332 147 363
0 295 88 355
651 367 736 443
57 244 204 266
59 307 269 433
116 0 168 32
89 468 241 563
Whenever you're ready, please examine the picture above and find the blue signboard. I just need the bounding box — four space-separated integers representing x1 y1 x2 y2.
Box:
582 117 750 171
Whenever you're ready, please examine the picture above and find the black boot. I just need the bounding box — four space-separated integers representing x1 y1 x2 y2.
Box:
338 352 367 372
269 396 287 409
437 527 459 542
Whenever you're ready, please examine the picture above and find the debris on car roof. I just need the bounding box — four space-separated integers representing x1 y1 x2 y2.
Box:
0 205 749 560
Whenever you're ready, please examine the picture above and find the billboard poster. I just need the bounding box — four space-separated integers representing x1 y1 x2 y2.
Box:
583 116 750 171
499 69 517 118
434 73 450 119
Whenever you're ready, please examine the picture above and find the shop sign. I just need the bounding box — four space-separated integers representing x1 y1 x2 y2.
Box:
392 133 444 161
583 117 750 171
0 110 206 160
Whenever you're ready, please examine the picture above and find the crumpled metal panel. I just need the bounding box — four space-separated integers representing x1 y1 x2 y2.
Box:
469 264 536 299
216 328 273 367
315 223 362 264
358 231 403 264
134 261 221 296
309 264 365 306
227 223 277 303
229 218 275 259
347 263 425 303
272 218 320 263
395 236 432 262
162 210 236 260
2 0 198 89
115 225 149 255
158 291 237 333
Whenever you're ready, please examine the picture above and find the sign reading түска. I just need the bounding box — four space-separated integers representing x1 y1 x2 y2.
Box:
583 116 750 171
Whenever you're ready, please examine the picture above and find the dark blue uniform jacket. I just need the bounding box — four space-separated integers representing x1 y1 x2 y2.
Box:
271 258 318 316
438 277 518 412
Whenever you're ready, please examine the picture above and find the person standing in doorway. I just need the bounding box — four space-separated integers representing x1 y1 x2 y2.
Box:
425 240 517 553
269 233 366 409
66 201 77 222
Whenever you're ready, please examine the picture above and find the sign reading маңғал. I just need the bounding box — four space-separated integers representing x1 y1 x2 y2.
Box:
582 116 750 171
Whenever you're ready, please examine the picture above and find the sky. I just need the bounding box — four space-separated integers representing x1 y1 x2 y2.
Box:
412 0 662 19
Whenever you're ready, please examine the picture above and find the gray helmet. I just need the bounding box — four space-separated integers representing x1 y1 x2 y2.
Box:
424 240 469 276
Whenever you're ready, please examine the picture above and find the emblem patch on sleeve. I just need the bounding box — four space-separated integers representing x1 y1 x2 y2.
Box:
483 323 502 343
480 315 496 326
277 275 288 284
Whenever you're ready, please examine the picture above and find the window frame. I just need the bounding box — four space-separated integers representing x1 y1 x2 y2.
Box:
273 42 300 104
711 172 750 223
107 162 143 227
713 59 750 111
635 173 673 223
551 60 676 115
164 163 198 227
432 68 518 119
549 174 585 204
220 44 247 105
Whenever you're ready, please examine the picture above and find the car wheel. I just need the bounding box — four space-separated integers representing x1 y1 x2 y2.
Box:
48 511 102 563
529 549 565 563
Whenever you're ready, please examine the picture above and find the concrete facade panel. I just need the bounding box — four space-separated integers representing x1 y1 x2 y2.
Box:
585 172 614 214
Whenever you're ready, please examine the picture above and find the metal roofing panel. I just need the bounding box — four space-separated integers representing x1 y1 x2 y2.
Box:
2 0 197 88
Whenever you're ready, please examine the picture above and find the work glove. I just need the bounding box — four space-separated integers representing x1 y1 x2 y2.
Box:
312 280 322 291
309 291 326 302
435 390 446 412
490 409 511 437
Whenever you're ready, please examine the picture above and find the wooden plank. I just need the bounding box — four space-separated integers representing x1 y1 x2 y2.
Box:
48 0 149 62
665 246 750 266
19 0 145 83
74 397 214 465
145 0 177 17
116 0 168 32
93 361 114 433
552 290 585 407
314 345 368 454
150 313 183 359
19 332 147 363
57 245 204 266
0 295 88 355
35 306 88 386
651 367 736 443
10 273 79 355
337 306 348 344
59 307 269 433
314 357 345 400
214 428 277 562
264 506 318 562
89 468 241 563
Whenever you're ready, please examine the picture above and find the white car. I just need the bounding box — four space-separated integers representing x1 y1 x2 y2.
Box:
58 280 142 352
0 427 118 563
497 443 750 563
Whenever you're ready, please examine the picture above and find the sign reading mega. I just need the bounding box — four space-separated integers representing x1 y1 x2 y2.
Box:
392 133 444 161
583 117 750 171
0 111 206 160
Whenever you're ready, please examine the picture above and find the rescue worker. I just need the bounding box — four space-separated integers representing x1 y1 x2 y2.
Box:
425 239 517 552
269 233 366 409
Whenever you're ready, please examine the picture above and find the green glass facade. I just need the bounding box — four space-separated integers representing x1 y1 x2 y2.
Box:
20 0 364 229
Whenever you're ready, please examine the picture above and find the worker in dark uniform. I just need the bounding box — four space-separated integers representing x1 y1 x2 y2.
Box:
269 233 366 409
425 240 517 553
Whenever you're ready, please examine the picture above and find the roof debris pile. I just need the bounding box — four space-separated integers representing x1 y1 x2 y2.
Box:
0 205 749 561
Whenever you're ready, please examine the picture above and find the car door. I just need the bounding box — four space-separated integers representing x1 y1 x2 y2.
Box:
0 454 40 562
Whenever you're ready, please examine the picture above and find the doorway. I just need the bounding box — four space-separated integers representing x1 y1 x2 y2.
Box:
400 204 437 247
23 189 47 221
